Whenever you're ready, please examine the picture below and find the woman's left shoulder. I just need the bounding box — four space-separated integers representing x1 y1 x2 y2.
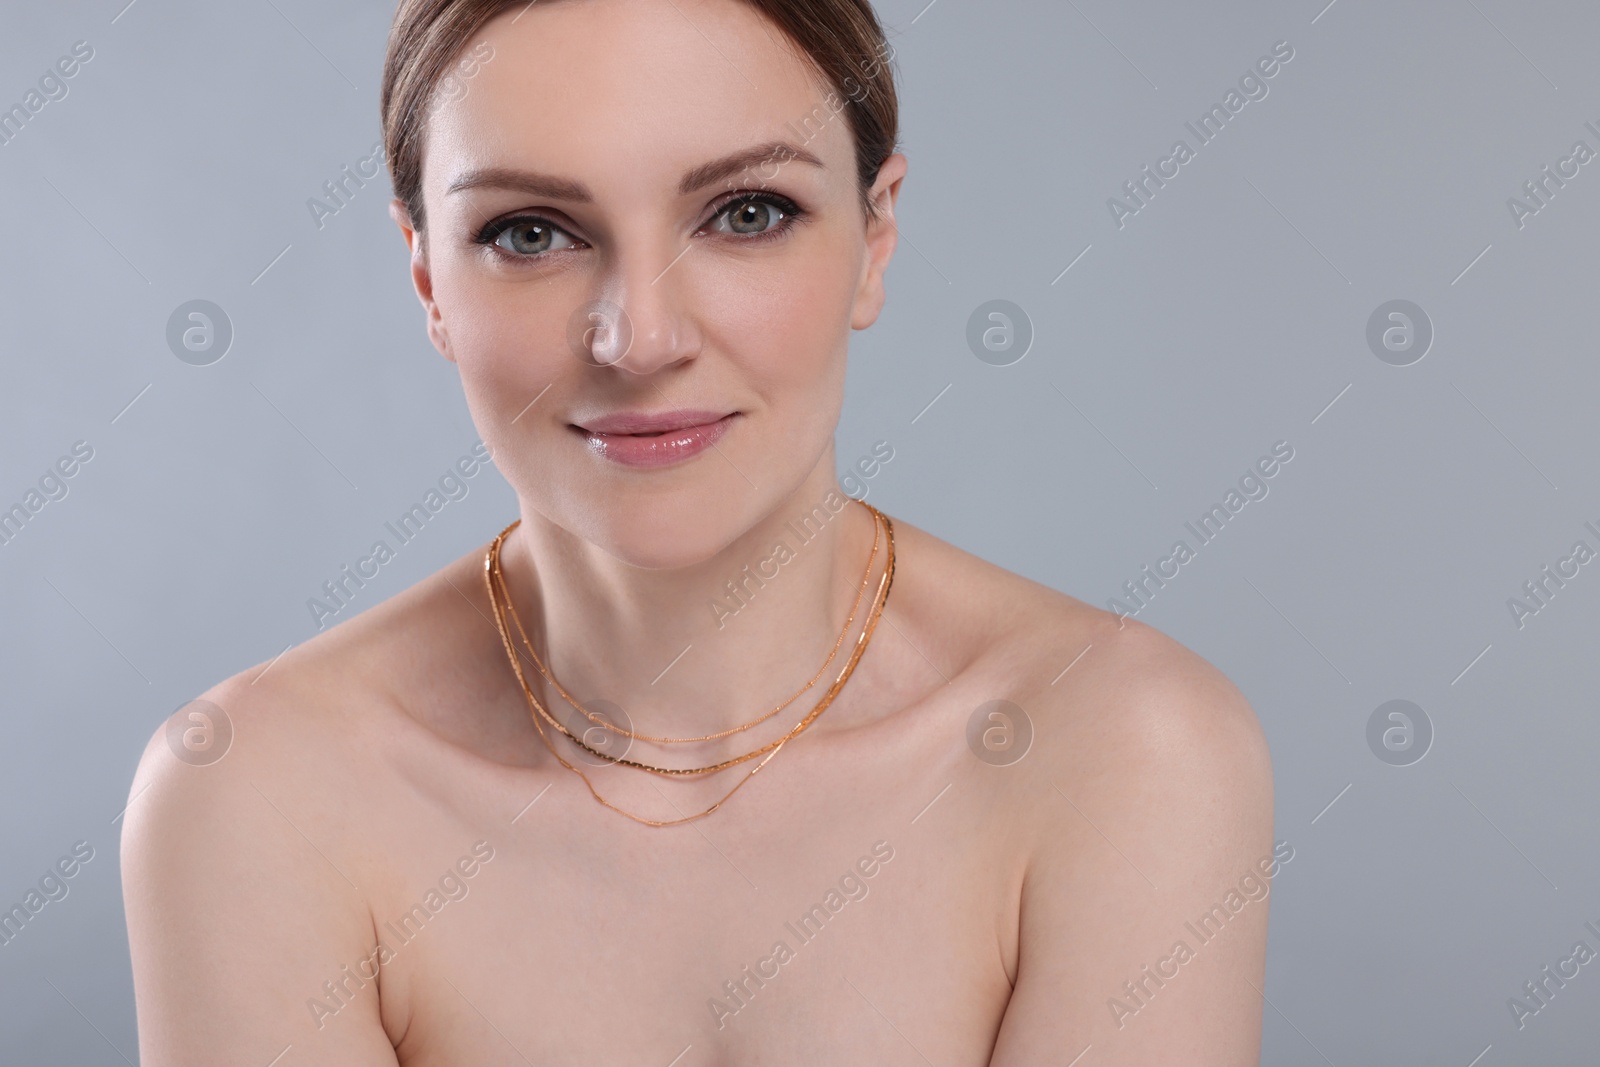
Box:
889 514 1269 777
897 528 1279 1063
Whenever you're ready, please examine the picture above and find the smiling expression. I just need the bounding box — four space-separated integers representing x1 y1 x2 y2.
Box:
394 0 903 568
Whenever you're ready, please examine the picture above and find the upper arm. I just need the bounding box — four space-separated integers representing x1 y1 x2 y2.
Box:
988 622 1277 1066
121 688 401 1066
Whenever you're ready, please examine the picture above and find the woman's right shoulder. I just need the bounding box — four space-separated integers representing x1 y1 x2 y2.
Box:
122 629 370 864
123 536 500 835
119 628 406 1058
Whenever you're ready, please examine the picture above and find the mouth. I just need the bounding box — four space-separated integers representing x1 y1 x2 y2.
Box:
569 409 738 468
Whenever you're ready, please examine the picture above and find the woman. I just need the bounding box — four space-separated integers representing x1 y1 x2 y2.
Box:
122 0 1275 1062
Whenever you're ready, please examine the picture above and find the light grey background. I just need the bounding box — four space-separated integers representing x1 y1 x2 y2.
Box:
3 0 1598 1061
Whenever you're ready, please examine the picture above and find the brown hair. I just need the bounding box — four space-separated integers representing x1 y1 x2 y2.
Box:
380 0 900 235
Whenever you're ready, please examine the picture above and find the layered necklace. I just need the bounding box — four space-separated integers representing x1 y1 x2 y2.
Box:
483 498 895 827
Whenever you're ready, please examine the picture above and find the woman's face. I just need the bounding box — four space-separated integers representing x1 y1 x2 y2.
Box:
397 0 904 569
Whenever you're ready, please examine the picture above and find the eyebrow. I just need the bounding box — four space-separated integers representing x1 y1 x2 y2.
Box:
445 140 826 201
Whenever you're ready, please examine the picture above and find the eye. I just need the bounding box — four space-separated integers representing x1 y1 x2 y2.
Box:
476 216 582 259
705 193 805 240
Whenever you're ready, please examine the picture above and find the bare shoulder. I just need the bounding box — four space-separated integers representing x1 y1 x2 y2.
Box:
121 532 518 915
886 522 1280 1061
887 511 1272 829
129 532 503 790
1029 611 1274 782
888 512 1268 744
117 553 500 1061
120 559 420 918
126 588 400 815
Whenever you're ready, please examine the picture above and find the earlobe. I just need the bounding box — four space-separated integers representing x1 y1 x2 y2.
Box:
429 315 455 364
850 260 886 331
420 259 454 364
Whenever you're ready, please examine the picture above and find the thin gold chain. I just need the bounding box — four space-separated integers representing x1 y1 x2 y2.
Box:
486 501 892 776
483 501 896 827
492 496 881 744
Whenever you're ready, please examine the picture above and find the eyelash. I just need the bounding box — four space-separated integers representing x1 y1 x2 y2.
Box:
472 192 807 263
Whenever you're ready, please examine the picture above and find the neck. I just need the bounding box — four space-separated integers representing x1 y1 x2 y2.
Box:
493 461 885 760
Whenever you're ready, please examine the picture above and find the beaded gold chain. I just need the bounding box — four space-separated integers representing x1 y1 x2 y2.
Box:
482 499 896 826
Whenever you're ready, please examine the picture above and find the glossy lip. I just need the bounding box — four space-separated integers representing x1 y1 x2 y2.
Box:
570 409 737 469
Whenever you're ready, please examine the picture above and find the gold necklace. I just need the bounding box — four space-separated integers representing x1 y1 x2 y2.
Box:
483 500 896 826
487 500 893 778
494 497 882 745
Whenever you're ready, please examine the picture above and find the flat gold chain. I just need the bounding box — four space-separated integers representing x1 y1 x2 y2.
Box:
486 501 892 777
483 501 896 827
492 496 881 744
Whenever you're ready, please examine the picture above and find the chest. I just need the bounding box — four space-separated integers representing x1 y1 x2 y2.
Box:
372 729 1023 1065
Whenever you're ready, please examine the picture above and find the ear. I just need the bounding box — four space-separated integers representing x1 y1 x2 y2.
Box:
850 152 908 331
389 198 455 363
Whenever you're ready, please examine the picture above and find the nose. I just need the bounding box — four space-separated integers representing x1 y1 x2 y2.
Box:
584 237 701 375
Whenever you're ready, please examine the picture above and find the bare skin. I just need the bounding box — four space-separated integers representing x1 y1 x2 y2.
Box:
121 1 1275 1064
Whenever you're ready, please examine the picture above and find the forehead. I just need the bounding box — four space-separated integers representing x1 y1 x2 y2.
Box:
420 0 849 198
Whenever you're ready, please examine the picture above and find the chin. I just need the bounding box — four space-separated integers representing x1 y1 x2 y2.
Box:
573 489 753 571
544 476 755 572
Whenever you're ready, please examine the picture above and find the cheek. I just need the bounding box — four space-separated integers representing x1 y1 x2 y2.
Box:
716 275 840 389
435 262 573 430
720 293 846 480
703 236 858 421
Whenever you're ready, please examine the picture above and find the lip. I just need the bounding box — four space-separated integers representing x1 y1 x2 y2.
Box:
570 409 737 469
